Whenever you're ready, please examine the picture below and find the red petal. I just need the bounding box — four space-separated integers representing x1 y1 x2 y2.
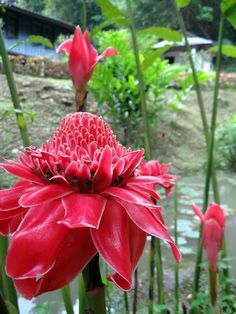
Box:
19 184 72 207
0 184 36 210
205 203 225 228
118 200 181 263
14 228 96 299
93 146 113 193
56 38 73 55
126 184 160 201
122 150 144 178
103 187 156 208
192 203 205 223
0 162 43 184
6 200 68 279
96 47 118 62
60 193 107 228
91 200 146 290
0 215 23 236
203 219 224 270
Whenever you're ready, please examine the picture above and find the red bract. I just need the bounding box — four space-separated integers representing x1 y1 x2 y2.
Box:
0 113 180 299
139 160 178 196
56 26 118 108
192 203 225 270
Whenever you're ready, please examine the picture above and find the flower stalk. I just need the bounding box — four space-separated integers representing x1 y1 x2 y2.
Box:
173 0 229 304
0 236 19 313
0 26 30 147
82 255 106 314
125 1 166 312
61 285 74 314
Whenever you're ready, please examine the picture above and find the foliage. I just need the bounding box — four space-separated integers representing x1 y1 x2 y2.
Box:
216 114 236 171
89 29 190 148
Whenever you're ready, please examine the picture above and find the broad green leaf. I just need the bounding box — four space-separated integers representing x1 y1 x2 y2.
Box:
138 27 182 42
221 0 236 29
141 45 172 71
210 45 236 58
96 0 129 25
176 0 191 8
27 35 53 48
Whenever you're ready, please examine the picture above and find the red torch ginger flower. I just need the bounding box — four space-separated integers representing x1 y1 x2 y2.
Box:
0 112 180 299
139 160 178 196
56 26 118 109
192 203 225 270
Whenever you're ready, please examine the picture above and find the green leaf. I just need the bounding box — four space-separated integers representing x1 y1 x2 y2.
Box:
8 40 26 51
210 45 236 58
27 35 53 48
221 0 236 29
95 0 129 25
141 45 172 71
176 0 191 8
5 300 18 314
91 17 127 37
138 27 182 42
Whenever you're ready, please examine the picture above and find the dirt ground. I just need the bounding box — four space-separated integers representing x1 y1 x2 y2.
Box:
0 72 236 186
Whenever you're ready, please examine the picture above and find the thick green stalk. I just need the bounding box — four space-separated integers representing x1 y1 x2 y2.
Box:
125 1 166 311
148 237 155 314
174 186 180 314
155 239 165 307
61 285 74 314
0 27 30 147
132 269 138 314
124 291 129 314
209 269 218 308
173 1 229 303
82 254 106 314
81 0 87 31
78 274 87 314
125 0 151 160
0 236 19 313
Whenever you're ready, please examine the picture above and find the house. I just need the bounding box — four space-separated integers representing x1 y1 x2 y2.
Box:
153 33 213 72
0 4 75 58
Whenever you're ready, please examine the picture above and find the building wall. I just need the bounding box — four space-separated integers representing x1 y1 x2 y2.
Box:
1 11 71 58
164 49 213 72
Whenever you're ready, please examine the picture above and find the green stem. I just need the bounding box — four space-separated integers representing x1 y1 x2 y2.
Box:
174 186 180 314
0 236 19 313
81 0 87 31
155 239 166 309
78 274 87 314
0 26 30 147
124 291 129 314
61 285 74 314
209 269 218 308
82 254 106 314
148 237 155 314
125 0 151 160
125 0 166 311
173 1 229 304
132 269 138 314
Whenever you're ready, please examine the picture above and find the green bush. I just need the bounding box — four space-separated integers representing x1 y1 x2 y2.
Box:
89 29 189 148
216 114 236 171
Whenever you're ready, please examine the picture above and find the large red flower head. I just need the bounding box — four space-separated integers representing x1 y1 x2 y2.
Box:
0 113 180 299
56 26 118 107
139 160 178 196
192 203 225 270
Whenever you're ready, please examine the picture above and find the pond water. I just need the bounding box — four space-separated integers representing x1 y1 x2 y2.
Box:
18 171 236 313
